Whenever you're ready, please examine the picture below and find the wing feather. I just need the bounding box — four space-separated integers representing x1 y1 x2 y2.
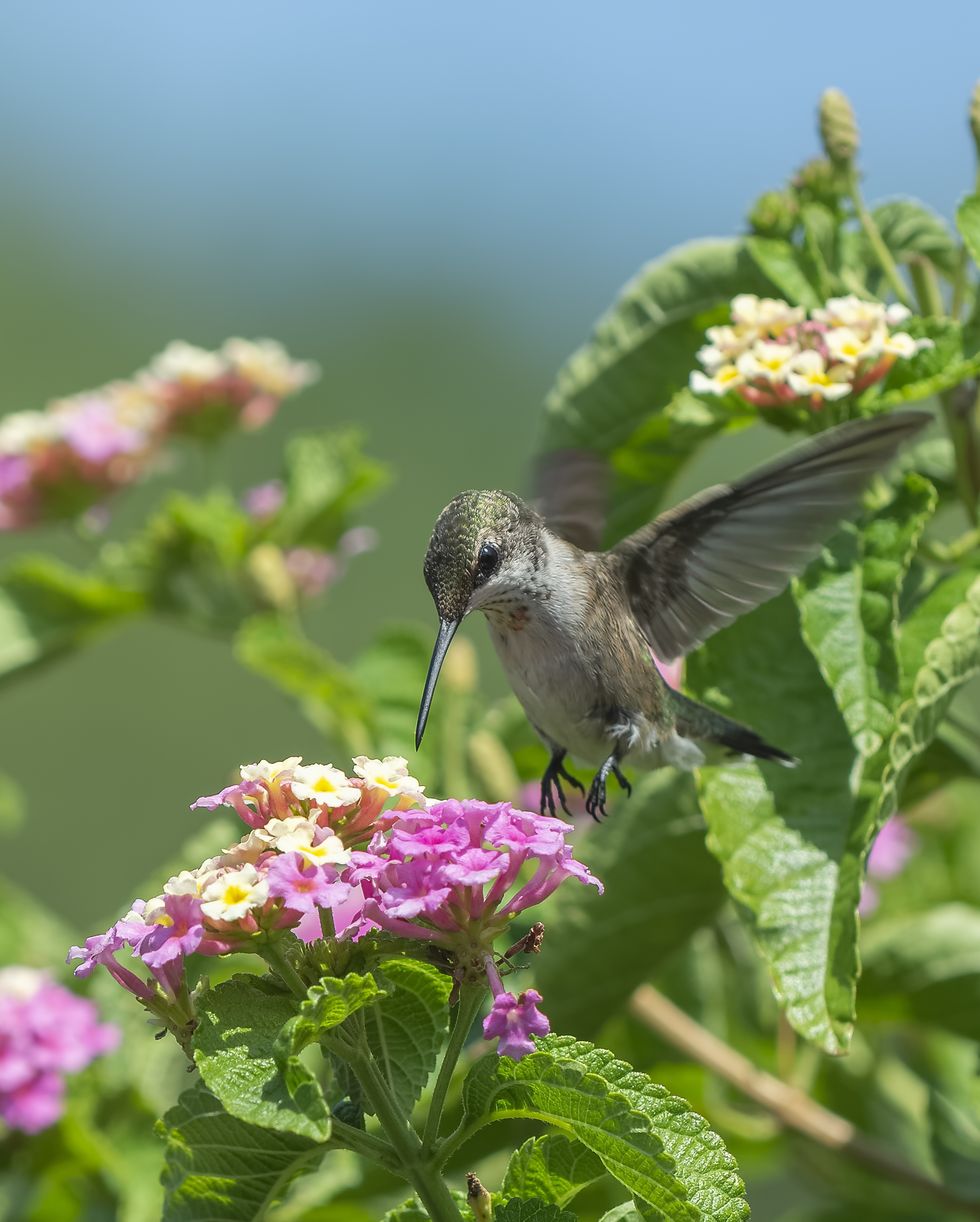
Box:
612 412 930 660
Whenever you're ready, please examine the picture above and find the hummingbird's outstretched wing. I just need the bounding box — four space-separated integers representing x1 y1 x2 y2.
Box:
532 448 607 551
611 411 931 662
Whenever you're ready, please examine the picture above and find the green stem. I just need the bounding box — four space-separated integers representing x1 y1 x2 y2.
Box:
329 1117 398 1169
908 256 945 319
351 1050 464 1222
259 941 309 999
951 245 970 319
847 167 913 308
921 527 980 564
422 984 486 1153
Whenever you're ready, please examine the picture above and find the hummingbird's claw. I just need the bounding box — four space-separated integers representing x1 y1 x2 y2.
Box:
539 750 584 819
585 756 632 820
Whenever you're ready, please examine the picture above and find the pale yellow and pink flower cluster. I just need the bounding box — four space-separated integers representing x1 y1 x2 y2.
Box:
0 338 318 532
689 294 932 409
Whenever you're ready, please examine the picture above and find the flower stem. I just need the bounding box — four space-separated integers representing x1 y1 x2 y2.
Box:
908 255 945 319
259 941 309 999
350 1049 464 1222
847 168 913 308
422 984 486 1153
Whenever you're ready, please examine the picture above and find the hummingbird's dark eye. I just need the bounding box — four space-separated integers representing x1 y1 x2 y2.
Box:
473 541 500 586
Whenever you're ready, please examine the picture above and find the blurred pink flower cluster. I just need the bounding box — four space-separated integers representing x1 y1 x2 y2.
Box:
70 755 599 1060
0 967 118 1134
0 339 317 532
859 815 918 916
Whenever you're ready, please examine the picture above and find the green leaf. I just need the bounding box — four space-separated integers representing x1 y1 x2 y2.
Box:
364 959 451 1117
283 973 386 1058
745 236 822 308
193 975 331 1142
955 194 980 272
380 1194 469 1222
540 1038 749 1221
800 202 839 296
535 771 725 1037
494 1201 578 1222
868 199 961 279
861 903 980 1040
159 1081 321 1221
868 317 980 409
598 1206 646 1222
461 1047 697 1219
501 1134 606 1207
235 613 370 742
274 429 387 550
0 555 141 685
688 591 865 1053
541 238 771 453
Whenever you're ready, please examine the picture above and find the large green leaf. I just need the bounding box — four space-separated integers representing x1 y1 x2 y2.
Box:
541 238 771 454
193 975 331 1142
494 1201 578 1222
867 199 961 279
541 1038 748 1222
461 1046 697 1219
159 1082 322 1221
745 236 822 308
861 904 980 1041
535 771 725 1037
282 973 385 1058
955 194 980 272
364 959 451 1117
0 555 141 685
501 1134 606 1207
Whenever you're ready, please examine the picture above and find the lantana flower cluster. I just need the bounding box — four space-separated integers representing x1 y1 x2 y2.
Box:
0 967 118 1134
0 338 317 532
689 294 932 409
69 757 599 1060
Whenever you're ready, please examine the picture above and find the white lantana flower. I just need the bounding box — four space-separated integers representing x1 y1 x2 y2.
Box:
240 757 302 784
811 295 887 337
0 411 60 454
148 341 226 386
824 326 882 367
261 816 350 865
736 340 799 383
690 364 744 396
786 351 852 400
290 764 360 807
222 339 319 398
352 755 425 800
0 967 45 1000
201 865 269 922
879 329 934 358
731 295 804 335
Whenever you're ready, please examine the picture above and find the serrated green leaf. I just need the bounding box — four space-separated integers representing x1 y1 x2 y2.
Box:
535 771 724 1037
501 1134 606 1207
745 236 822 308
861 903 980 1040
193 975 331 1142
364 959 451 1117
540 1038 749 1221
159 1081 321 1221
541 239 771 454
495 1200 578 1222
282 973 385 1059
956 194 980 272
0 555 141 684
461 1047 697 1219
867 199 961 280
688 591 863 1053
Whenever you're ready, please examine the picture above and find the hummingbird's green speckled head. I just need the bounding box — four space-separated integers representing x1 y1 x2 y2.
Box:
417 489 541 748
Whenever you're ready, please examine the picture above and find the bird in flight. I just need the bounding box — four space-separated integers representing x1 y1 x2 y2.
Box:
415 411 929 818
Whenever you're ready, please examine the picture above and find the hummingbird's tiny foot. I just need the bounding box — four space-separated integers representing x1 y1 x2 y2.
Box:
540 750 582 819
612 764 632 797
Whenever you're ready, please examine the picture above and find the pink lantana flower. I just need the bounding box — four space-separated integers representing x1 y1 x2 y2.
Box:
0 968 118 1134
858 815 919 916
482 960 550 1061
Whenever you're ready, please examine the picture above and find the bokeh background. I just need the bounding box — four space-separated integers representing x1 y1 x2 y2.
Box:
1 0 978 933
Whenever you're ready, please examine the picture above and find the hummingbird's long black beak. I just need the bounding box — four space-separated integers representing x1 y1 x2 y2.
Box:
415 617 460 749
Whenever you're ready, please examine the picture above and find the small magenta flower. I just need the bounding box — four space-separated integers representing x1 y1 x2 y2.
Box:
139 894 205 969
267 853 351 916
482 960 550 1061
859 815 919 916
242 479 286 521
0 967 118 1134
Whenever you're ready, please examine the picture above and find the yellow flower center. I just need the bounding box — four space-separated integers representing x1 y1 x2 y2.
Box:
222 884 250 906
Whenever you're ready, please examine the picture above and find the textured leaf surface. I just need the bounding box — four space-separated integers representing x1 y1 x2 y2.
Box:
868 199 961 278
861 904 980 1041
501 1134 606 1207
956 194 980 271
159 1082 321 1221
495 1201 578 1222
284 973 385 1058
462 1045 697 1219
193 976 331 1142
535 770 724 1036
364 959 451 1117
541 239 770 452
541 1038 749 1221
274 429 387 550
745 236 821 307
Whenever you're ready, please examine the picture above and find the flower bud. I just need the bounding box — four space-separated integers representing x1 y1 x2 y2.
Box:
246 542 297 611
792 158 844 207
748 189 799 239
819 88 859 166
970 80 980 160
466 1173 492 1222
440 634 477 694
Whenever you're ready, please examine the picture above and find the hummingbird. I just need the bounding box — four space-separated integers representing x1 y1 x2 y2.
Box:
415 411 929 819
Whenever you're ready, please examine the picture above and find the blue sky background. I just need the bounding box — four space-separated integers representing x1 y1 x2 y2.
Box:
1 1 978 923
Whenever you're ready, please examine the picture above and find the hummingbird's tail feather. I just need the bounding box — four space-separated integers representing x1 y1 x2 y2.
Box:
670 691 799 768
